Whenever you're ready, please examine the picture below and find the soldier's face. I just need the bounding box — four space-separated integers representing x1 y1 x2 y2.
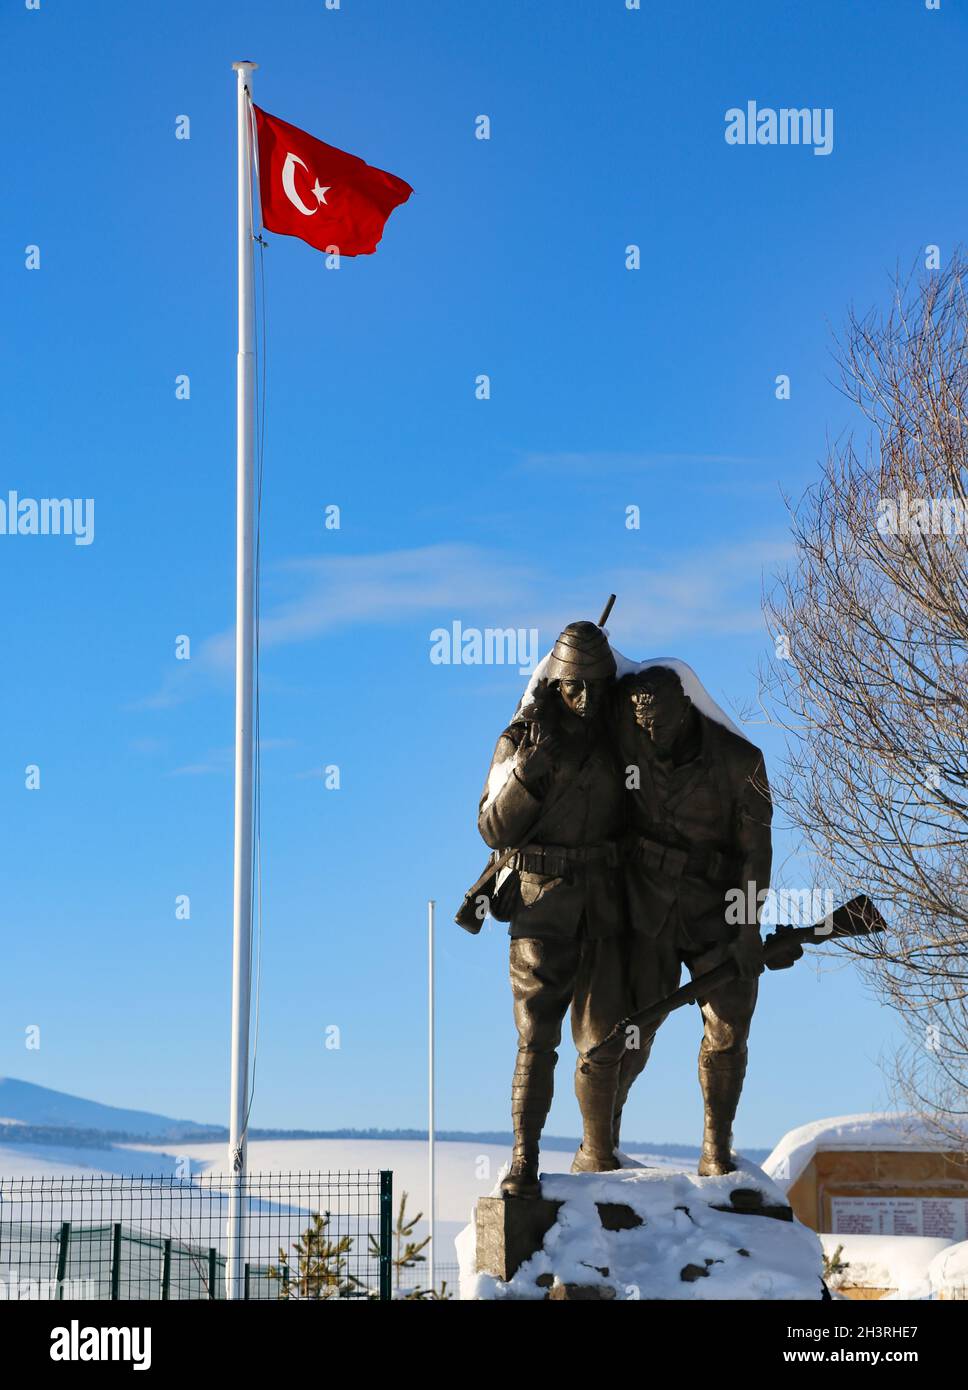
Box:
629 684 690 754
559 678 606 720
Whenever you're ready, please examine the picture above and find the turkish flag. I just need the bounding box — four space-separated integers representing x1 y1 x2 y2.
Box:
253 106 412 257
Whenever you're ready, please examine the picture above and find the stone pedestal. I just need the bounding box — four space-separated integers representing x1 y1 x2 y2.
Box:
547 1282 616 1300
456 1162 823 1300
475 1196 561 1281
712 1185 793 1221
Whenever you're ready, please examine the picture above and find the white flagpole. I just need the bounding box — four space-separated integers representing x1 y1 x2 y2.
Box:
227 57 258 1301
428 899 436 1294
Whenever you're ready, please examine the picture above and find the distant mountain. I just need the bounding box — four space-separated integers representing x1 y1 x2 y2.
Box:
0 1077 211 1140
0 1078 770 1161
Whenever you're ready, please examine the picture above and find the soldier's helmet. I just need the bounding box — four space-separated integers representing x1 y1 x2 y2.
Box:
544 621 617 683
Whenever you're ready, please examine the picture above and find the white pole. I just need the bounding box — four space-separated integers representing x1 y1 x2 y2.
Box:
428 899 436 1294
227 57 258 1300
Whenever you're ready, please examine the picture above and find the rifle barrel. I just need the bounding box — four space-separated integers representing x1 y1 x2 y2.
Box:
597 594 616 627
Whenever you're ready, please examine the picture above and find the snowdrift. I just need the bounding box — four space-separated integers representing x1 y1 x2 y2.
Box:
457 1160 824 1300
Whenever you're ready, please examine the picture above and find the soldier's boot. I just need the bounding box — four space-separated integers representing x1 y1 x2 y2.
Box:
501 1051 555 1199
571 1061 621 1174
696 1048 747 1177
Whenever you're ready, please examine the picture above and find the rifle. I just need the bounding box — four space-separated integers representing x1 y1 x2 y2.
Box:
582 894 887 1064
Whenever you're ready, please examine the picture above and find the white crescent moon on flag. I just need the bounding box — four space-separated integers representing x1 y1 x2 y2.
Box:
281 152 317 216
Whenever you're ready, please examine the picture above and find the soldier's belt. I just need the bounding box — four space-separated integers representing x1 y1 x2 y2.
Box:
628 834 740 883
508 842 619 877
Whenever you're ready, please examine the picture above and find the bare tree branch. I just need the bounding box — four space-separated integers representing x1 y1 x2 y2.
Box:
761 256 968 1151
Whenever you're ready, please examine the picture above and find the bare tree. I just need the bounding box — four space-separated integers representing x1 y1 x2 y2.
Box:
761 257 968 1149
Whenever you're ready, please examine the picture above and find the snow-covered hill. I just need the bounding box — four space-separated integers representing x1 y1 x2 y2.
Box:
0 1077 208 1138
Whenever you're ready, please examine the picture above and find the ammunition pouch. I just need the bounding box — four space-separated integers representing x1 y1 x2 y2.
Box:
456 842 620 932
507 842 620 880
628 834 740 884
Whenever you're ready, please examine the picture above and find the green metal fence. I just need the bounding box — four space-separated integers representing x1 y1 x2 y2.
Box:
0 1171 393 1300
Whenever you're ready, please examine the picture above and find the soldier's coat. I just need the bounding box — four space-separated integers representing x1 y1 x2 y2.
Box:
477 719 626 939
616 700 773 945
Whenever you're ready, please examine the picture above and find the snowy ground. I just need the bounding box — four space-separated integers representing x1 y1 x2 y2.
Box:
0 1136 685 1269
136 1137 686 1267
2 1135 963 1296
0 1142 162 1179
821 1233 953 1299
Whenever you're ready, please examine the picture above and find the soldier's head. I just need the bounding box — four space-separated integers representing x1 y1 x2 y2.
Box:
544 621 616 722
622 665 693 755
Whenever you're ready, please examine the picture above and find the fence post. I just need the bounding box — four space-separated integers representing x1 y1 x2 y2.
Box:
111 1223 122 1300
244 1262 251 1300
379 1170 393 1301
161 1238 172 1300
209 1247 217 1299
55 1221 71 1299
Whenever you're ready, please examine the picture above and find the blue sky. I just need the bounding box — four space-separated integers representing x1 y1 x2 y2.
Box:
1 0 963 1148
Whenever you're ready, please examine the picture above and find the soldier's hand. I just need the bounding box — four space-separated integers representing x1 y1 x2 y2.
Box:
518 720 558 786
526 677 553 720
729 929 764 980
766 929 803 970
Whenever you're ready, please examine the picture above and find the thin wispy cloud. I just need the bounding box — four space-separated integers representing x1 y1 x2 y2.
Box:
167 760 228 778
129 544 537 709
603 540 795 646
524 539 794 648
166 738 297 776
132 537 790 710
261 543 538 651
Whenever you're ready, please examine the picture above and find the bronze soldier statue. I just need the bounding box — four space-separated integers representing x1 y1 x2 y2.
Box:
612 665 772 1176
476 621 628 1197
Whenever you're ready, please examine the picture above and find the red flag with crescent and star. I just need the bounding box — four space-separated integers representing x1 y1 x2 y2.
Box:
253 105 412 257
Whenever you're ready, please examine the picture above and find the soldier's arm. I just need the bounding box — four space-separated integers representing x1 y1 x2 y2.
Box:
477 727 545 849
736 752 773 922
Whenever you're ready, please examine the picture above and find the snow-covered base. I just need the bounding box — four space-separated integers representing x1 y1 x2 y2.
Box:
456 1159 824 1301
763 1112 953 1191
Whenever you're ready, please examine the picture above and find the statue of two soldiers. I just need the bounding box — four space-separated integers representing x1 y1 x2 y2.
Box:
465 619 772 1199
